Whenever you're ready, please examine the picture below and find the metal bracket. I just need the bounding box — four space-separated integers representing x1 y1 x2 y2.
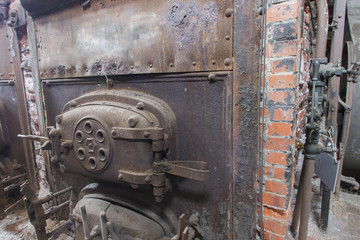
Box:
21 183 73 240
111 127 164 141
118 160 210 202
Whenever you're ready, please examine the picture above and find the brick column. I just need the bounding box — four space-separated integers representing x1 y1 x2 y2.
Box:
258 1 312 239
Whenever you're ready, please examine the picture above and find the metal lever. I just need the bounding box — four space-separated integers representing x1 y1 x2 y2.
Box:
18 134 49 143
162 161 210 181
17 134 52 150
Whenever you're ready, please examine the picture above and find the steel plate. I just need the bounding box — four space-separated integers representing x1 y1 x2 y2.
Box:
0 82 26 163
0 25 14 80
42 72 233 238
34 0 233 79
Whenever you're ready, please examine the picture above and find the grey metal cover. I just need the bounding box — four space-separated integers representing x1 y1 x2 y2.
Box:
0 25 14 80
34 0 233 79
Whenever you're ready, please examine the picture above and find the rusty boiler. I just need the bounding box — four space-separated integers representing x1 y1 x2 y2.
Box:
17 0 261 239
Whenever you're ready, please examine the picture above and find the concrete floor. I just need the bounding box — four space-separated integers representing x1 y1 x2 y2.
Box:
307 189 360 240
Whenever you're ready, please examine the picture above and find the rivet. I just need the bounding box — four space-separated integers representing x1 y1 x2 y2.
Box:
212 60 216 65
225 8 233 17
74 70 77 73
131 65 134 69
145 175 152 183
40 72 43 77
69 100 77 107
98 68 102 71
143 131 150 138
127 116 139 128
8 48 11 51
331 107 335 112
193 61 196 66
224 58 232 66
149 63 153 68
9 60 12 64
208 73 216 82
37 44 40 48
170 63 174 67
118 173 123 180
85 68 89 72
225 35 230 40
136 102 145 110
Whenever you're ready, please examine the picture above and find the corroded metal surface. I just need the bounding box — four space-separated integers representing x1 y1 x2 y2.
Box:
0 83 25 163
34 0 233 79
0 25 13 80
344 0 360 171
42 72 233 238
232 0 261 239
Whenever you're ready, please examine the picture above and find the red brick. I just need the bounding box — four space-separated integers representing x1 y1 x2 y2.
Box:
266 41 298 58
268 74 296 89
264 231 286 240
267 21 298 42
264 166 286 180
266 3 299 23
264 137 292 152
265 180 288 196
273 108 294 121
266 151 287 166
268 91 295 105
263 206 287 220
263 218 287 236
269 58 296 73
267 122 292 136
263 192 287 209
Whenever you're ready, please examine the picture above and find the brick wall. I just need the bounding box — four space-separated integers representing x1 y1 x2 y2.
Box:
17 27 50 197
258 0 312 239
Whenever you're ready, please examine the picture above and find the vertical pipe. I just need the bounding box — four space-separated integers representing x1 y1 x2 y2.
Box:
314 0 329 58
290 162 305 236
298 158 315 240
297 1 329 239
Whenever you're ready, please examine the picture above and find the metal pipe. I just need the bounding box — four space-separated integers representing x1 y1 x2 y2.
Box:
335 41 355 196
298 158 315 240
290 161 305 236
40 186 72 204
297 1 329 239
315 0 329 58
1 172 27 184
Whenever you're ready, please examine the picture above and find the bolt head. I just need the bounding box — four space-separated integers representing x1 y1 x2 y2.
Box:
208 73 216 82
144 131 150 138
225 8 233 17
127 116 139 128
136 102 145 110
224 58 232 66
